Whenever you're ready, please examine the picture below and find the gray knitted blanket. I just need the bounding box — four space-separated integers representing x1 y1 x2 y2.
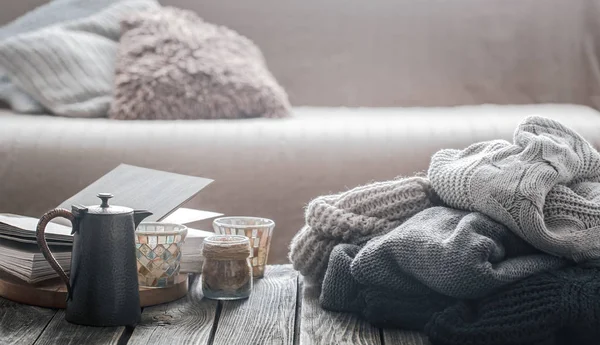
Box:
0 0 159 117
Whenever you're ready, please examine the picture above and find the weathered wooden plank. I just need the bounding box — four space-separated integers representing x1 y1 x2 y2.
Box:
382 330 430 345
33 310 125 345
0 297 56 345
127 275 218 345
212 265 298 345
293 277 302 345
298 278 381 345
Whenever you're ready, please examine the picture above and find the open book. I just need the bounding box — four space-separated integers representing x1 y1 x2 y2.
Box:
0 164 219 283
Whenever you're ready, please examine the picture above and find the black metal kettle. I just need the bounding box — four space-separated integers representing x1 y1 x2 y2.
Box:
36 193 152 327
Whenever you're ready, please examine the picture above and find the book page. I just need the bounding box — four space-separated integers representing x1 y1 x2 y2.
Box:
0 214 73 241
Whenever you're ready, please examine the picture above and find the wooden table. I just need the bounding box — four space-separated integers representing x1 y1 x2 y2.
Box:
0 265 430 345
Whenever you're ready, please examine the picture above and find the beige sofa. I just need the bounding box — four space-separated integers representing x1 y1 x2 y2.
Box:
2 105 600 264
2 0 600 264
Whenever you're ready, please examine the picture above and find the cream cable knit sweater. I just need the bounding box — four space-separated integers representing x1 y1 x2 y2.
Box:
429 116 600 261
289 176 439 282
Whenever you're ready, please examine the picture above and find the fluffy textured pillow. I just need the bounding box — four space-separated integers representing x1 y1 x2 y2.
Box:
109 7 291 120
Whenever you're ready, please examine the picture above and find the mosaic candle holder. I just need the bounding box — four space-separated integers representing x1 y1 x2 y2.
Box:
212 217 275 279
135 223 187 288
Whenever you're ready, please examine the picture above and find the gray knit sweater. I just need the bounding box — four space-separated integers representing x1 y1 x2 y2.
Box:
320 242 456 330
289 176 439 283
351 207 566 299
320 207 566 328
429 115 600 261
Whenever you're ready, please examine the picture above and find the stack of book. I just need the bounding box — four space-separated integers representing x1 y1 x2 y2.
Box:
0 214 72 283
180 228 213 273
0 164 220 284
0 238 70 283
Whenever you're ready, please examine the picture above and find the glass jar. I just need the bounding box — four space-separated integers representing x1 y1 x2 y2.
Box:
201 235 252 300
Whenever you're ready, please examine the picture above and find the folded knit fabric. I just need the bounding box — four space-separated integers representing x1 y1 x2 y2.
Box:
352 207 566 299
426 266 600 345
320 243 455 331
289 176 439 283
429 115 600 261
0 0 127 113
0 0 159 117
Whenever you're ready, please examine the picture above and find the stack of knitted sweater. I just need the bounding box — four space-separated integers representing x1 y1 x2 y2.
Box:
289 116 600 345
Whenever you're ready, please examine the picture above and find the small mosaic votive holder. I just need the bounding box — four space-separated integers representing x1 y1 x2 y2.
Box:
135 222 187 288
212 217 275 279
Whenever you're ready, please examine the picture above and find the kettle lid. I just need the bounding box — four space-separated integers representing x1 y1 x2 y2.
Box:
84 193 133 215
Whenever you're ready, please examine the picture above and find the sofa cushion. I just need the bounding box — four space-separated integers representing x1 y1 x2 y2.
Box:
0 0 127 113
0 0 159 118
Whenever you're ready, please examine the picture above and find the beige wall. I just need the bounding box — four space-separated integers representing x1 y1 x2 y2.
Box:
0 0 45 25
1 0 598 108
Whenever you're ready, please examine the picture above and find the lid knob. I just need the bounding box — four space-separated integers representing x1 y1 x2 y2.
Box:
97 193 113 208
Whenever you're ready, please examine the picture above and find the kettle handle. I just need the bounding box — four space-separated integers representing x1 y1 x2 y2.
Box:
36 208 75 299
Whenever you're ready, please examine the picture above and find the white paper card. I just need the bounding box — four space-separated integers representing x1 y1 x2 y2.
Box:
162 208 222 225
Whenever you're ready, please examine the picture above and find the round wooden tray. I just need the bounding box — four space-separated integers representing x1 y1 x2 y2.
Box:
0 270 188 309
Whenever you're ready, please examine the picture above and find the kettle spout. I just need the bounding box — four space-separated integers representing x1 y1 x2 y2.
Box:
133 210 153 228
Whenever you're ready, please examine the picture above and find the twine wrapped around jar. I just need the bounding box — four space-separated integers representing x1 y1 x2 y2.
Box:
201 235 253 299
202 237 251 260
